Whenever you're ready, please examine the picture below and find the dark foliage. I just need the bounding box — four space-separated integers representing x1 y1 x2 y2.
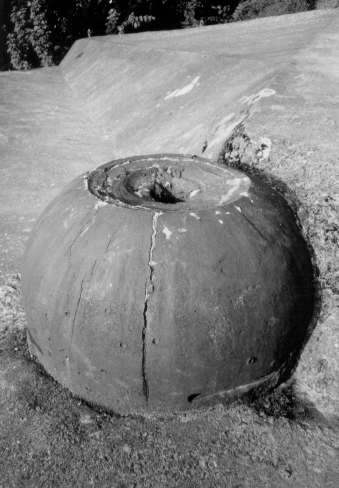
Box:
232 0 316 21
1 0 316 70
249 381 325 423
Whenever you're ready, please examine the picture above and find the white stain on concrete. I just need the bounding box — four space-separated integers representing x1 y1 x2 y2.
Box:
270 104 285 111
190 212 200 220
235 206 242 213
240 191 254 203
163 226 173 239
219 113 235 125
63 208 76 229
79 225 90 238
215 211 221 215
219 178 243 205
189 189 200 198
115 160 132 168
94 201 108 210
238 88 276 106
178 228 187 233
180 124 204 140
219 220 223 224
164 76 200 100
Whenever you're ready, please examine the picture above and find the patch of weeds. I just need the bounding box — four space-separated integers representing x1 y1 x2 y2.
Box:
0 273 26 333
220 124 339 310
217 124 305 224
249 381 322 422
4 327 30 358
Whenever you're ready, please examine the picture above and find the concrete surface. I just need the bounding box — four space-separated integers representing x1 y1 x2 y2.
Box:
0 9 339 416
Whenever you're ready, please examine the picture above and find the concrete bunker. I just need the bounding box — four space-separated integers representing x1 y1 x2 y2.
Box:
21 154 315 414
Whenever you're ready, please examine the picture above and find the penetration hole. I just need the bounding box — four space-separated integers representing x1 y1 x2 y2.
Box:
247 357 258 364
149 181 184 204
187 393 202 403
127 167 189 204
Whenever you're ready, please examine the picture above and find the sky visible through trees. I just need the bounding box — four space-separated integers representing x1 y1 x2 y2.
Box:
0 0 316 70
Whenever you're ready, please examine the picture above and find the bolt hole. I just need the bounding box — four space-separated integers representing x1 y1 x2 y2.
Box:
187 393 201 403
248 357 258 364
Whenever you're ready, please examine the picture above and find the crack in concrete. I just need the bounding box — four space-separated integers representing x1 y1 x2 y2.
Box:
142 211 163 401
71 276 85 342
236 207 275 244
71 260 97 342
69 205 105 261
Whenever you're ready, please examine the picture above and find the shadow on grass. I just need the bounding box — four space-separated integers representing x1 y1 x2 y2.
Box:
217 123 323 414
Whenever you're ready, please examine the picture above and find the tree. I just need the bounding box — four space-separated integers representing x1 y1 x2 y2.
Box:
180 0 238 27
4 0 316 71
0 0 12 70
6 0 54 70
232 0 315 22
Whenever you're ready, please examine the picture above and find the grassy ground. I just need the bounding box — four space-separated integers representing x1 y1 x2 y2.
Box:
1 289 339 488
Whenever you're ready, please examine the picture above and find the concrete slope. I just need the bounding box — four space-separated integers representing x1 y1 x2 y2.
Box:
0 68 114 273
0 9 336 272
60 10 333 160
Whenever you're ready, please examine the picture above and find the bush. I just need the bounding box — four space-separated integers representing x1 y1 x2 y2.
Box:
7 0 54 70
232 0 315 21
4 0 316 70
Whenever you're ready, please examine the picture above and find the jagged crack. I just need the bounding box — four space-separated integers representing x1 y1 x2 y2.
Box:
142 211 163 401
71 277 85 342
69 205 103 261
236 207 275 244
71 260 97 342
